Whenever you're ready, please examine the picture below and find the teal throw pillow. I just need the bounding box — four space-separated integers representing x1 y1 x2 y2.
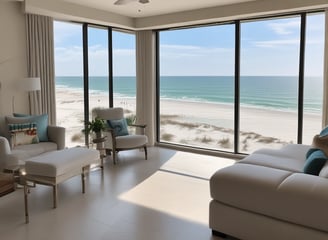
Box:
319 125 328 137
12 113 49 142
303 149 327 175
107 119 129 136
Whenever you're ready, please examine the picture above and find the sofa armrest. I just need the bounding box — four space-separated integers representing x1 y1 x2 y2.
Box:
0 136 11 154
47 126 66 150
0 136 11 170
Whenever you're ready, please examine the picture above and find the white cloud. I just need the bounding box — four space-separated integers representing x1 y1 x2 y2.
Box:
160 44 232 58
254 39 300 48
55 44 136 76
159 44 234 76
54 21 82 45
268 20 300 35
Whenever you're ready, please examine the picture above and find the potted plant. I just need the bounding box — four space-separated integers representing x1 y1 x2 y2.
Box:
83 117 106 139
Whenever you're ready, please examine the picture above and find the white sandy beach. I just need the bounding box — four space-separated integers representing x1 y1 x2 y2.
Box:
56 89 322 152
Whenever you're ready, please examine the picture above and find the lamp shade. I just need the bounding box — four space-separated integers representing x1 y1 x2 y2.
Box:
22 77 41 91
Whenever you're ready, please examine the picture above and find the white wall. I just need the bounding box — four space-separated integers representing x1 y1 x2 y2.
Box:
0 1 28 116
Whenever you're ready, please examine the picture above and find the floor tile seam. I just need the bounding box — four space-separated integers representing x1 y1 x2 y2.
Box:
158 169 209 181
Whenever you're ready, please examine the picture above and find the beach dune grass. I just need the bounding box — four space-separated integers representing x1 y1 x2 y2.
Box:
161 133 175 141
218 137 232 148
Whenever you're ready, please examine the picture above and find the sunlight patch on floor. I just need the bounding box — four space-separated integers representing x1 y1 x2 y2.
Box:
119 171 211 225
160 151 236 179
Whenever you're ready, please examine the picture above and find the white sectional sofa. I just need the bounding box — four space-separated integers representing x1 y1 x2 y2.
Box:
209 144 328 240
0 116 65 170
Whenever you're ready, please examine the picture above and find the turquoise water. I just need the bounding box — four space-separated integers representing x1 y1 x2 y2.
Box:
56 76 323 114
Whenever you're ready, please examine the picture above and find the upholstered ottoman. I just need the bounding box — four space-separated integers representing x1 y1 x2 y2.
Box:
24 147 100 222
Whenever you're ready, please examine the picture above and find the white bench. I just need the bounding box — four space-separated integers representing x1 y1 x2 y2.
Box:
23 147 101 223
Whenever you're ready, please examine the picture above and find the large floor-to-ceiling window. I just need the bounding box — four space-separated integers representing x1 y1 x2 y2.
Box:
54 21 136 147
239 16 301 153
88 25 110 120
158 25 235 152
112 30 137 122
157 11 325 154
54 21 84 147
303 13 325 145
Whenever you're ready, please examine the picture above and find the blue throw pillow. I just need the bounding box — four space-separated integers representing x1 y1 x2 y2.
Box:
107 119 129 136
303 149 328 175
13 113 49 142
319 126 328 137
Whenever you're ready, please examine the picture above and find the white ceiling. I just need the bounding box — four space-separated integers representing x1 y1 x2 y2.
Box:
63 0 257 18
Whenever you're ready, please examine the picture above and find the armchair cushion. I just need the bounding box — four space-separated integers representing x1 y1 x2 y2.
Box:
116 135 148 149
107 119 129 136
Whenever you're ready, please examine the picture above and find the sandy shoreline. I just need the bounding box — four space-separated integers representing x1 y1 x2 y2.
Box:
56 89 322 152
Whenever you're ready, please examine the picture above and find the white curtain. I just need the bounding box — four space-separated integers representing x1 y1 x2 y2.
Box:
136 30 156 145
323 9 328 127
25 13 56 125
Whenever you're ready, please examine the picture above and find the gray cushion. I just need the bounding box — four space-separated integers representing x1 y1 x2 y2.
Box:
239 144 311 172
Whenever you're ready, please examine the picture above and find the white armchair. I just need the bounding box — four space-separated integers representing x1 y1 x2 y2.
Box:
93 108 148 164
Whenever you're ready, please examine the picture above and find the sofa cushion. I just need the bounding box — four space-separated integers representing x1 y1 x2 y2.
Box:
319 160 328 178
210 163 328 233
239 144 310 172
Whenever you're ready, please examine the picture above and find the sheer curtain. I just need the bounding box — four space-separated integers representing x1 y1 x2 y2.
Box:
25 13 56 125
136 30 156 145
323 9 328 127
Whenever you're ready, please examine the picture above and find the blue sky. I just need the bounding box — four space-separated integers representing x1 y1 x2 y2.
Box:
54 13 324 76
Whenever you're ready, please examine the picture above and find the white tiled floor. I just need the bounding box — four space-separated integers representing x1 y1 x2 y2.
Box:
0 147 227 240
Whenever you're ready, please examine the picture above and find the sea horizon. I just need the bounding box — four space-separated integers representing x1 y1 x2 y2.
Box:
56 75 323 114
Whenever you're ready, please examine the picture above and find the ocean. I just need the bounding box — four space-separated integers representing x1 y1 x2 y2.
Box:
56 76 323 114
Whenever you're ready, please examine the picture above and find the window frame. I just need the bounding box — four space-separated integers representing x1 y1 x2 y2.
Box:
155 10 325 155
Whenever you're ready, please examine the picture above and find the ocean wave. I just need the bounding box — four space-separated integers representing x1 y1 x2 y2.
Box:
56 79 322 114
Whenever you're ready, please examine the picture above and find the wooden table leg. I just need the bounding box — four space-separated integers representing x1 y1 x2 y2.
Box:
24 184 29 224
81 167 86 194
53 185 58 208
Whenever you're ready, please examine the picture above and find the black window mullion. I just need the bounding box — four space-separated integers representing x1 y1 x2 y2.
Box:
155 31 160 143
108 27 113 107
298 13 306 144
83 23 89 147
234 21 241 154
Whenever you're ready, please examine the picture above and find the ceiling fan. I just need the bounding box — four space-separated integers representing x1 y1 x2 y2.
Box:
114 0 149 5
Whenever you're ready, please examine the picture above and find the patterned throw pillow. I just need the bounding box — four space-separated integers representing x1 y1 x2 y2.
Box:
12 113 49 142
8 122 39 148
107 119 129 136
